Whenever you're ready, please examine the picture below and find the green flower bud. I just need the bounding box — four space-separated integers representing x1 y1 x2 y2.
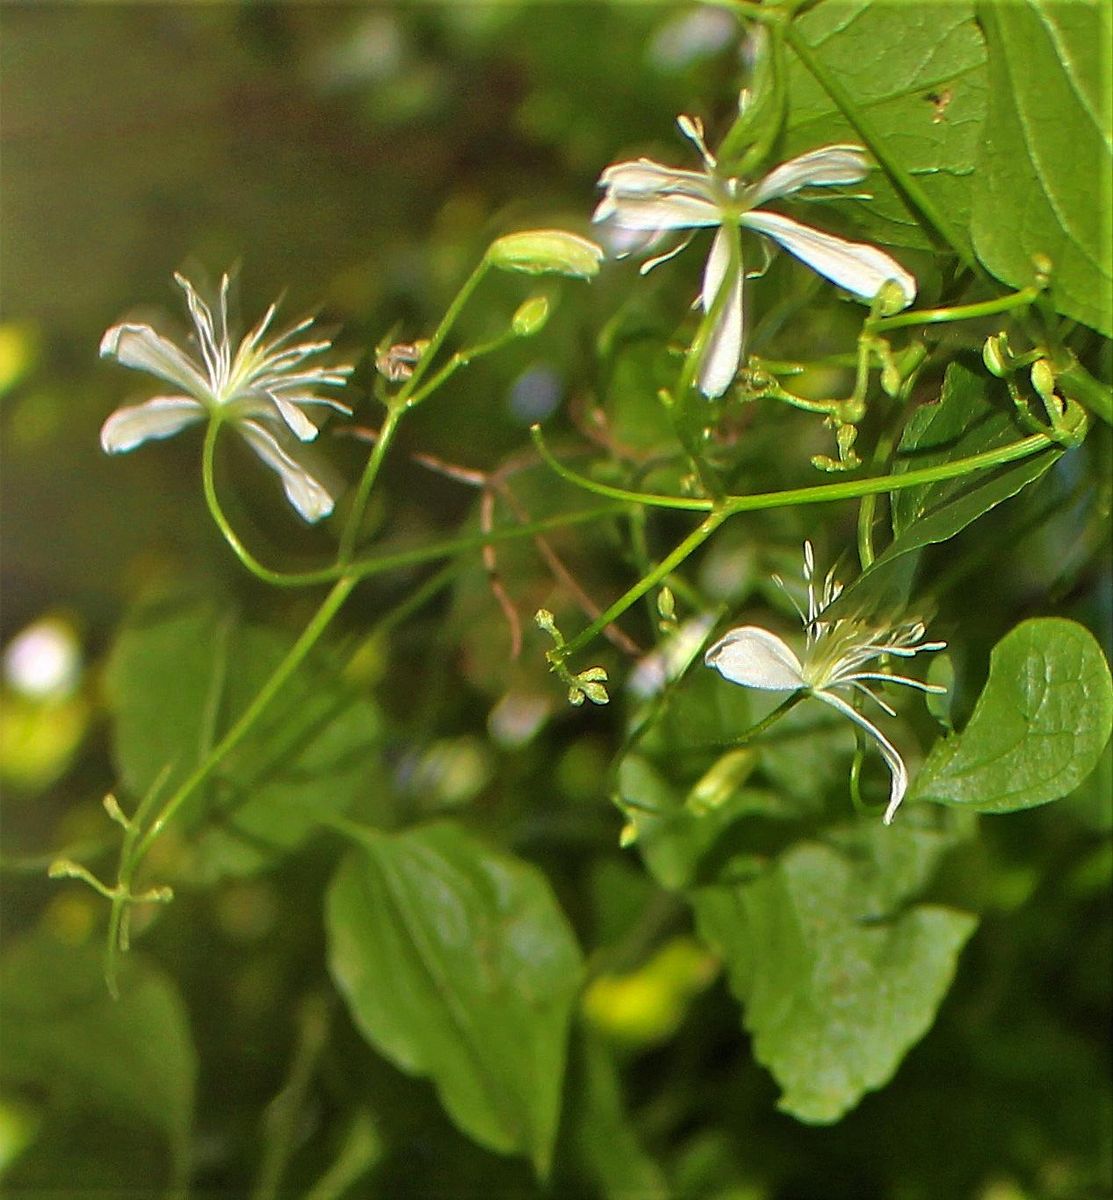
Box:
875 279 908 317
511 294 551 337
488 230 604 279
982 333 1011 378
1030 358 1056 404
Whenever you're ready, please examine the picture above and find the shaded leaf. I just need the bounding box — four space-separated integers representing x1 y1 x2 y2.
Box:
0 933 195 1181
829 364 1061 621
325 821 582 1178
910 618 1113 813
105 596 382 877
693 840 977 1124
971 0 1113 336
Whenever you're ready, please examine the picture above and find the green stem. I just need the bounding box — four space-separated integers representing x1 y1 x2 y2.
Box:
532 423 1057 514
339 259 492 563
338 405 404 564
869 286 1043 333
132 575 356 864
201 420 323 588
405 330 517 408
559 509 731 658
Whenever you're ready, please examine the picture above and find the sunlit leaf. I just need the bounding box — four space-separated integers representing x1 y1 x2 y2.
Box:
910 618 1113 813
971 0 1113 336
783 1 987 260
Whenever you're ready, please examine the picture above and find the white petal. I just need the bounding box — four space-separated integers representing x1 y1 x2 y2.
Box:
236 420 335 523
698 227 745 398
748 145 869 206
100 323 210 397
593 193 722 231
99 396 206 454
270 395 320 442
743 211 916 308
816 690 909 823
704 625 805 691
598 158 719 200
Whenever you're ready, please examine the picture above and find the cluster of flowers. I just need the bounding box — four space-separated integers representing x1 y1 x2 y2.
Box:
100 111 936 821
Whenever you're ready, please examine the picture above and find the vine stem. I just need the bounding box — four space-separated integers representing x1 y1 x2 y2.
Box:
339 258 491 562
868 286 1043 333
531 423 1056 514
559 509 731 658
540 427 1059 665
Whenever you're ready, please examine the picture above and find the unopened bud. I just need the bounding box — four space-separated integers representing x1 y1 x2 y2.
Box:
876 279 910 317
983 333 1011 378
1030 359 1057 405
511 294 551 337
488 230 605 280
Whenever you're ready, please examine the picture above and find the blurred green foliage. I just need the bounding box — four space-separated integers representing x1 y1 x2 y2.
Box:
1 4 1110 1199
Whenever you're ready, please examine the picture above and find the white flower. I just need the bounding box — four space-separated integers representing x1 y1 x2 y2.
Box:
594 117 917 398
99 272 354 522
704 543 944 824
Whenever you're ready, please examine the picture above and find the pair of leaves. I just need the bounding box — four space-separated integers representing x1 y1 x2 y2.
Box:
105 596 382 878
785 0 1111 336
326 820 583 1179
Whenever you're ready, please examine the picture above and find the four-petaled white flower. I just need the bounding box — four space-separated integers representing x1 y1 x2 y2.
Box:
100 272 354 522
594 116 917 398
704 543 944 824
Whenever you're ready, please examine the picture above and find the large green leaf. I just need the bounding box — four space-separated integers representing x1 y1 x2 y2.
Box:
971 0 1113 337
105 596 382 878
0 933 196 1183
910 618 1113 813
693 839 977 1124
783 1 987 261
325 821 583 1178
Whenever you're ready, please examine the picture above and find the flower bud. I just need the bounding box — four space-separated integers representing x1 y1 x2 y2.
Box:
982 333 1011 378
488 230 604 279
511 294 551 337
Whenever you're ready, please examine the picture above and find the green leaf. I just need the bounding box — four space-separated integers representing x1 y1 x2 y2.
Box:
105 596 382 877
693 840 977 1124
783 1 987 261
0 933 196 1182
829 364 1061 621
971 0 1113 337
325 821 583 1178
910 618 1113 813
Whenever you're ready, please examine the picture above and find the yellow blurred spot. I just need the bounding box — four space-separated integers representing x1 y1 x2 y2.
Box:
583 936 719 1045
42 892 98 947
0 1096 40 1175
0 322 39 395
0 694 89 792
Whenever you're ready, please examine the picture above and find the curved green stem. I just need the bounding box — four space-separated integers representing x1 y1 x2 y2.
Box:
201 420 341 588
533 423 1057 515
